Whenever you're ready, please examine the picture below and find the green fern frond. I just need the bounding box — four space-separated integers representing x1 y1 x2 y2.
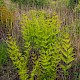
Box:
60 31 74 77
7 36 28 80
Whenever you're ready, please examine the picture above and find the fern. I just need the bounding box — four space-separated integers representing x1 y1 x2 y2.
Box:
21 11 61 80
60 29 74 79
7 10 75 80
7 10 74 80
7 36 28 80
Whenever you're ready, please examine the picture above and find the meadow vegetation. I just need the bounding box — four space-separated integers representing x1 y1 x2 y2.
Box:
0 0 80 80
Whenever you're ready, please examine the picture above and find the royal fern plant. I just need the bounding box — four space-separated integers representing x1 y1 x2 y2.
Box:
7 10 74 80
21 11 62 80
60 28 74 79
7 36 28 80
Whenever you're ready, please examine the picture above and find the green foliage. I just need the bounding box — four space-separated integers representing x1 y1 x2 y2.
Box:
21 10 62 80
60 28 74 79
0 0 5 6
74 1 80 12
35 0 50 7
0 41 8 67
68 0 79 9
7 36 28 80
7 10 74 80
11 0 51 8
68 0 75 9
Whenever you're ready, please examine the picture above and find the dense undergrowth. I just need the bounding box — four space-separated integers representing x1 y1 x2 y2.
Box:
7 11 74 80
0 0 80 80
